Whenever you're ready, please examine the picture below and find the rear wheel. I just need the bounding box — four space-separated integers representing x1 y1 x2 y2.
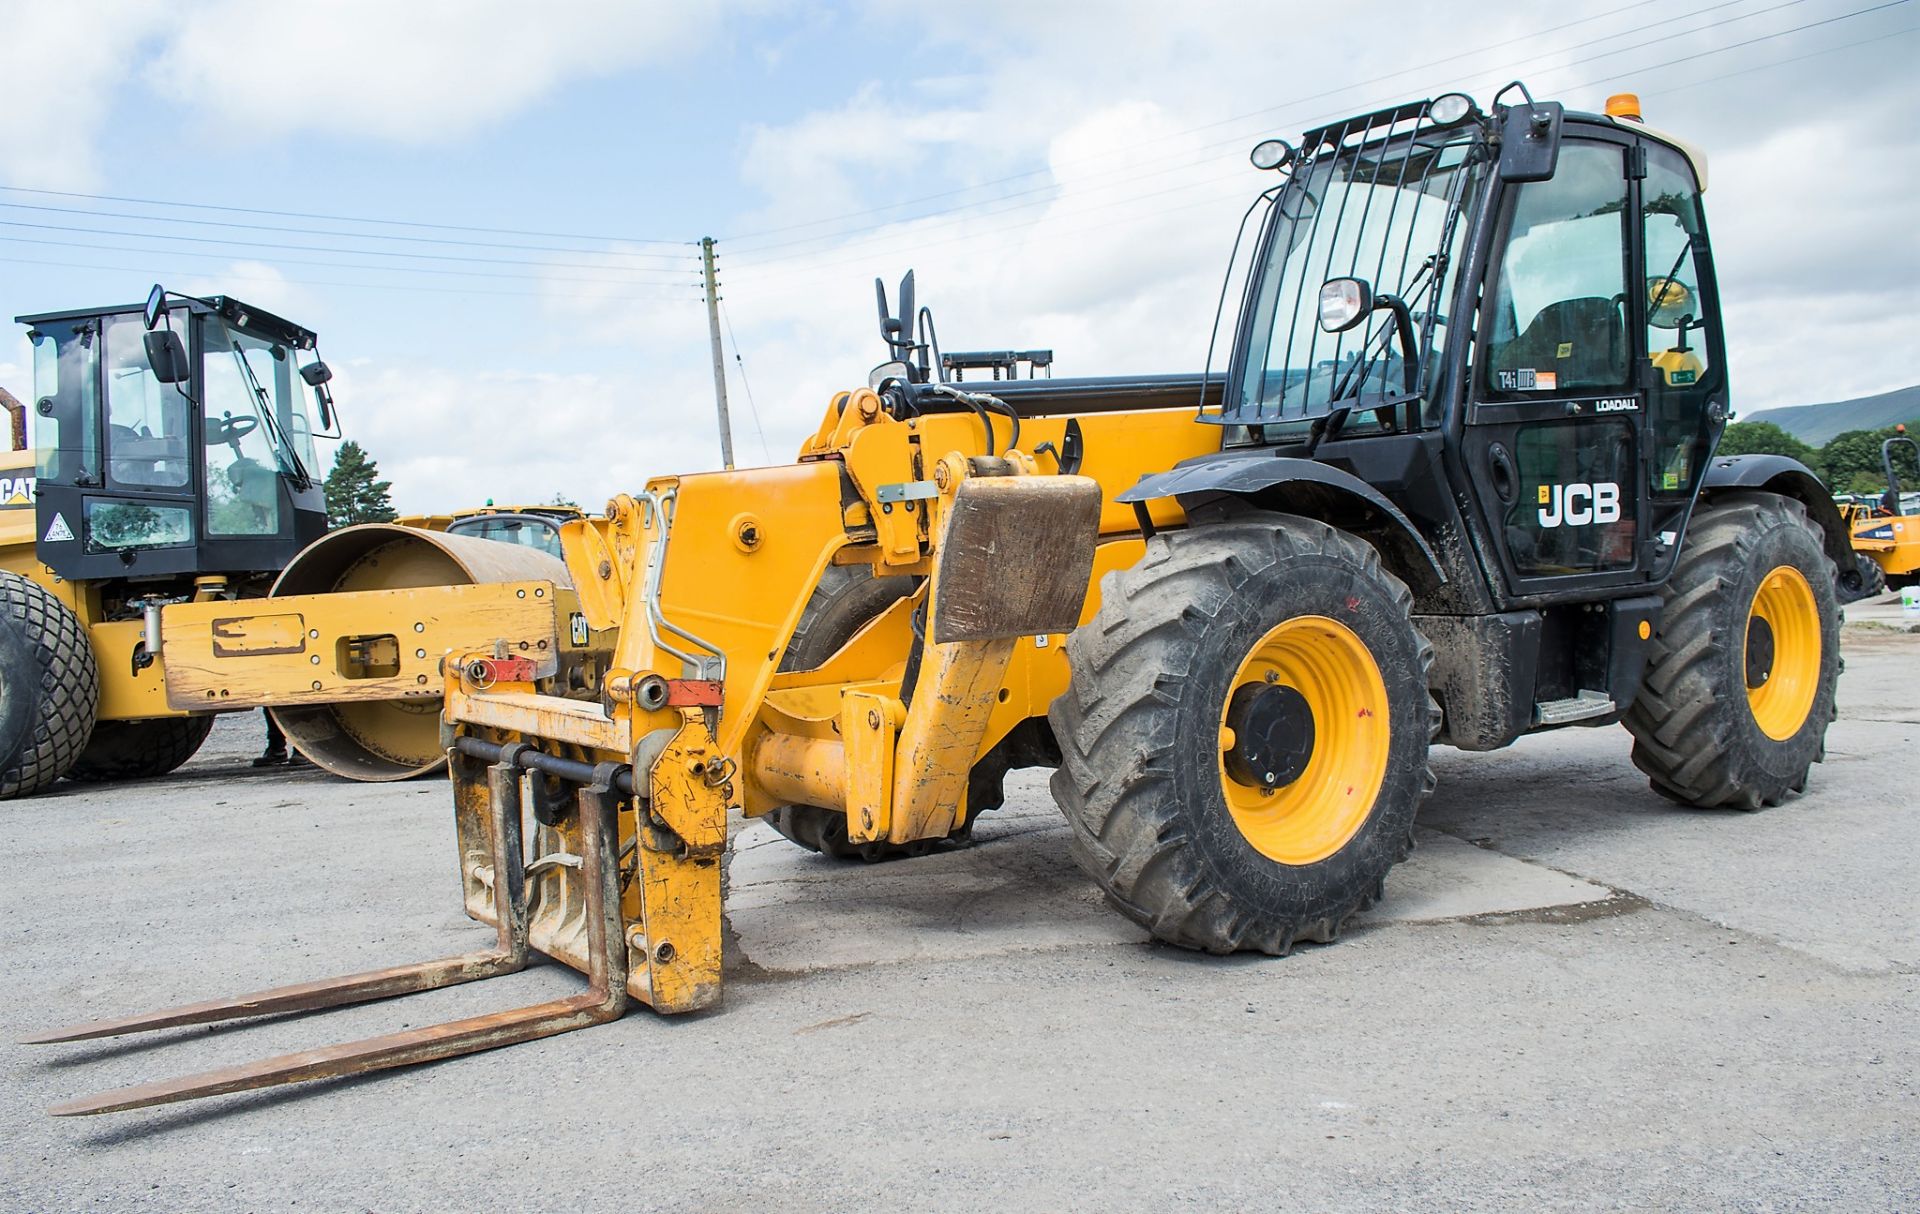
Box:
1625 492 1840 808
66 714 215 784
1049 517 1436 954
0 572 99 798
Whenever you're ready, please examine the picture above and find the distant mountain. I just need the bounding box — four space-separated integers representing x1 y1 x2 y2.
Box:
1743 385 1920 446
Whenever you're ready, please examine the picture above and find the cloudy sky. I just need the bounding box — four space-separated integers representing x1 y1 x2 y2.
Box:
1 0 1914 513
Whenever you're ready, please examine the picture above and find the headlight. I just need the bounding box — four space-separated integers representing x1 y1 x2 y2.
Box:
1249 138 1295 171
1428 93 1478 127
1318 278 1374 333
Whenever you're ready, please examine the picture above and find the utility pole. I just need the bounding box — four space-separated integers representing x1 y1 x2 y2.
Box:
699 237 735 470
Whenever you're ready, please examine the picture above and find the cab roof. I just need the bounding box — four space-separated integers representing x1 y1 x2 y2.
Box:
16 294 319 351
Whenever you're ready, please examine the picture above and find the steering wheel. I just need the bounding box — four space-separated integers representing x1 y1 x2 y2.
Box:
205 413 259 446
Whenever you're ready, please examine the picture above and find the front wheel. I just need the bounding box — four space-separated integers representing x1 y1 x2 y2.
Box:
66 714 216 784
1624 491 1841 808
1049 516 1436 954
0 572 99 798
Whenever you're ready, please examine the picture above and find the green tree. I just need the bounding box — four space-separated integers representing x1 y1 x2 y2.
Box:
1718 420 1814 463
1817 425 1911 492
323 440 397 527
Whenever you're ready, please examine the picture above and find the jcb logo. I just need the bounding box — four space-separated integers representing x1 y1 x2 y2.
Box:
1538 482 1620 528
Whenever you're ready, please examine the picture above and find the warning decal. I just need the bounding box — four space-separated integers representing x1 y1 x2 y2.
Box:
43 512 74 543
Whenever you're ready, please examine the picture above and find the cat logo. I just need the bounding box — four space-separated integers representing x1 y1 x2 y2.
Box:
1538 482 1622 528
0 474 34 507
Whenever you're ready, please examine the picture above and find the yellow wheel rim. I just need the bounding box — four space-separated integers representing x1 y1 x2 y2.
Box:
1216 615 1391 866
1745 565 1820 742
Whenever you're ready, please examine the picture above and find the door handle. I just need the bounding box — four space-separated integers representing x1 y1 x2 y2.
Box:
1489 443 1518 505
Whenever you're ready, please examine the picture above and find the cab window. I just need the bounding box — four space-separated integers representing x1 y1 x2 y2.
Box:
1642 142 1717 497
201 323 285 537
1484 141 1630 396
103 315 191 491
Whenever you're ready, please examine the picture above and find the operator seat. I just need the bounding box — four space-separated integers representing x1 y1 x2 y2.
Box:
1488 296 1626 392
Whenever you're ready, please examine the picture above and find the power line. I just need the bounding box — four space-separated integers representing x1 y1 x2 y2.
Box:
726 0 1906 293
0 252 706 304
725 0 1897 283
0 200 696 261
722 0 1817 269
719 299 772 464
1636 20 1916 93
717 0 1673 247
0 184 690 247
0 234 706 290
0 216 699 277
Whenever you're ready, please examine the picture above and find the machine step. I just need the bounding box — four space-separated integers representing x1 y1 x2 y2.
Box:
1533 690 1616 726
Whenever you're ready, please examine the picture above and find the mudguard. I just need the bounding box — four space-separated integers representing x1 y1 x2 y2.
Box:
1701 454 1853 572
1117 453 1446 593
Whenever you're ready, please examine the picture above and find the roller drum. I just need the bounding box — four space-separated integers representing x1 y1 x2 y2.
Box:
267 523 572 781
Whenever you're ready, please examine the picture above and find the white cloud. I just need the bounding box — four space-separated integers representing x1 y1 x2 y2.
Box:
697 0 1920 445
147 1 739 145
178 261 321 324
0 1 777 188
331 361 729 515
0 1 169 188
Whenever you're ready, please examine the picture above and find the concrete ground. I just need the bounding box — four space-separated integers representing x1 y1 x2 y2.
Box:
2 626 1914 1212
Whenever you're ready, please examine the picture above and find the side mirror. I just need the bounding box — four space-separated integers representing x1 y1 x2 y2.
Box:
143 330 191 384
143 284 167 331
869 360 911 390
1318 277 1374 333
301 361 337 433
1497 100 1563 182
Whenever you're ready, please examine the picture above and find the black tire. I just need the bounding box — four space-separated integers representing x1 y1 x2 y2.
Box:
1838 552 1886 603
1624 492 1841 809
65 714 216 784
0 572 100 798
1049 516 1437 955
763 565 968 862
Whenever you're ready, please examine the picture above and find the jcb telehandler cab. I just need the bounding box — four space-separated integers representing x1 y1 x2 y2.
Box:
31 87 1858 1116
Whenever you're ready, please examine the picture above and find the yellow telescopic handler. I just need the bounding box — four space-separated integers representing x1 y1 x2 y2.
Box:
31 87 1863 1116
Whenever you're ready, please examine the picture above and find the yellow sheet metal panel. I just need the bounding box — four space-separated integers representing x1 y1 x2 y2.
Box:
840 689 900 843
160 580 563 711
632 461 850 756
92 620 187 720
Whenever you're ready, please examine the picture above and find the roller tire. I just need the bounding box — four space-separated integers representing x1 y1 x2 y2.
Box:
66 714 216 784
1624 492 1840 809
0 572 100 798
1049 517 1437 955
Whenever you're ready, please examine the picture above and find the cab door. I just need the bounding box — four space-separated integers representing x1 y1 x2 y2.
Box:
1636 138 1728 574
1462 133 1651 600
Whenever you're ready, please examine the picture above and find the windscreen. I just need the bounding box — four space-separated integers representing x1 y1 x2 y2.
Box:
1226 105 1483 427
